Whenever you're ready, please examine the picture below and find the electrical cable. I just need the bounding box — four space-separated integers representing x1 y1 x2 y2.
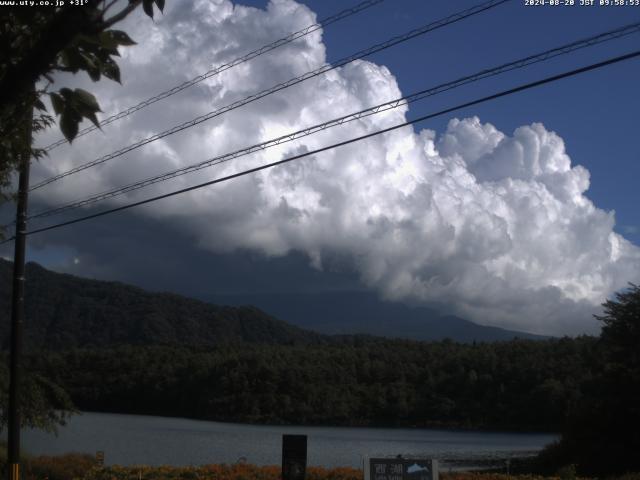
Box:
41 0 387 152
25 21 640 221
30 0 510 191
5 49 635 242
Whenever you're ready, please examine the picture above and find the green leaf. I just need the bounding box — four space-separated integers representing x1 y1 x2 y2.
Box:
101 58 121 84
59 50 71 68
63 49 87 73
60 112 79 143
98 32 121 55
33 98 47 112
73 89 101 112
84 111 101 130
75 102 96 119
79 52 97 69
49 93 64 115
59 88 74 102
83 57 101 82
142 0 154 18
98 31 116 48
108 30 137 46
154 0 165 13
76 33 101 46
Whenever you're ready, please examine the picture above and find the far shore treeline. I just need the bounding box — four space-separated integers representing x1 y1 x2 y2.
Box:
17 338 591 432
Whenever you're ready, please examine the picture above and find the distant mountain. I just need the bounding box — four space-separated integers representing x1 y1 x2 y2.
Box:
0 259 546 350
209 291 548 342
0 259 325 349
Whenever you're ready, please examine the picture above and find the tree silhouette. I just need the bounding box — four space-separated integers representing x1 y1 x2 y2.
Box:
539 283 640 476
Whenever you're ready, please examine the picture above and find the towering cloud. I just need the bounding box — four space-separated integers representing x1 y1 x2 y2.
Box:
30 0 640 335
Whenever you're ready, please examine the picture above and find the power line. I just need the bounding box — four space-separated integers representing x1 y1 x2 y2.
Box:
25 21 640 222
30 0 510 191
10 49 638 241
41 0 387 152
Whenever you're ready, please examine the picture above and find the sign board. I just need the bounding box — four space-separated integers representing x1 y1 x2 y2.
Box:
95 451 105 467
366 458 438 480
282 434 307 480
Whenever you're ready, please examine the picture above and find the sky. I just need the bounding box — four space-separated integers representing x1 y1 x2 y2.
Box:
2 0 640 336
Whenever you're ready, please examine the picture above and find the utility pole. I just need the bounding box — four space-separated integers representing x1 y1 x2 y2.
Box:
7 95 33 480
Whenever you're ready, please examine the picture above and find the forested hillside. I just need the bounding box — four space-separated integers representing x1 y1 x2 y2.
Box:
24 336 595 432
0 259 324 349
0 259 603 434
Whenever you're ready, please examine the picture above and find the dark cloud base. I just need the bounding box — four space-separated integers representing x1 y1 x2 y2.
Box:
1 200 361 301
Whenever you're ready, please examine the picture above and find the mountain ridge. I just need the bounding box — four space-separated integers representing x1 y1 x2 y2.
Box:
209 291 548 342
0 259 325 349
0 259 547 348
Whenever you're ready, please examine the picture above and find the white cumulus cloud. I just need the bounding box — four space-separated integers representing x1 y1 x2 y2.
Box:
30 0 640 335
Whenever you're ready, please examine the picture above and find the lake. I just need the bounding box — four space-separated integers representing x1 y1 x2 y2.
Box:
22 412 557 469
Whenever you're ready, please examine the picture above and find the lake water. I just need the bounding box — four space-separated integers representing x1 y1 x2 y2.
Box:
22 412 557 469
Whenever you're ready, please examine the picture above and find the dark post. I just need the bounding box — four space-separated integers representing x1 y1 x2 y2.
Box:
282 434 307 480
7 96 33 480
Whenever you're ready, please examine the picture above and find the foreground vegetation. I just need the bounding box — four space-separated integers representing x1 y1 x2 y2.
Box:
2 453 630 480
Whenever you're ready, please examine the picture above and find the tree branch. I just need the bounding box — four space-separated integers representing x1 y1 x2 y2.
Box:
102 0 121 16
102 0 143 29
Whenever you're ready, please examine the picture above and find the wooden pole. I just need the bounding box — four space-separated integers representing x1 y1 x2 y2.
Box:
7 91 33 480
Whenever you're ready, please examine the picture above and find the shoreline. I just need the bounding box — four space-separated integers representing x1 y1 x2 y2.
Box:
69 410 560 436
